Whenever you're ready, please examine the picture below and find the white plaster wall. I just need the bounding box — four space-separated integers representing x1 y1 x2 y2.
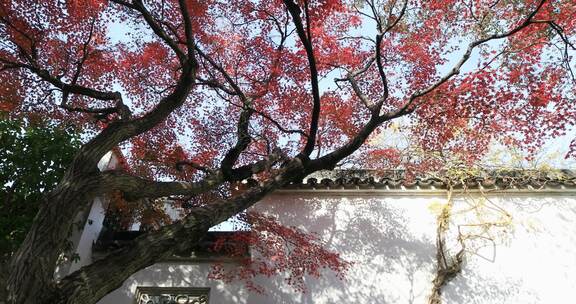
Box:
55 152 118 278
96 192 576 304
68 152 119 272
67 196 108 273
441 194 576 304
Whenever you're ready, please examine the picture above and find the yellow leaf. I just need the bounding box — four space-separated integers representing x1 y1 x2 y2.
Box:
428 200 445 215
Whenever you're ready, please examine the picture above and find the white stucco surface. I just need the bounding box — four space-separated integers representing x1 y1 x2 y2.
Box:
93 191 576 304
55 151 117 278
67 196 108 274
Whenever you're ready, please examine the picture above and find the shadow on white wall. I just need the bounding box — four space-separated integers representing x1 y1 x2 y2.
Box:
97 194 576 304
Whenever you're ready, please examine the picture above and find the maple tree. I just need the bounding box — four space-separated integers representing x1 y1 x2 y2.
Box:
0 0 575 303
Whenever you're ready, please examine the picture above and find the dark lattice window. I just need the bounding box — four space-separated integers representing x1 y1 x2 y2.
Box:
135 287 210 304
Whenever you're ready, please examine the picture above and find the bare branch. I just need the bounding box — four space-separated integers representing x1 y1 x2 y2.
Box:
196 76 238 96
30 65 121 101
0 13 38 62
111 0 187 64
374 0 408 111
61 17 97 107
195 47 247 101
175 160 216 175
532 19 576 82
106 148 286 201
55 157 305 303
220 103 254 179
253 108 309 137
379 0 548 121
283 0 321 157
177 0 196 59
102 170 225 201
308 0 549 173
335 56 377 111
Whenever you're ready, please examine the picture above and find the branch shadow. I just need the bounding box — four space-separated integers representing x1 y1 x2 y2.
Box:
97 195 576 304
245 194 438 304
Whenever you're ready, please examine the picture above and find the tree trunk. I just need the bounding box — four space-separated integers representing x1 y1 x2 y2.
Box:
6 173 101 304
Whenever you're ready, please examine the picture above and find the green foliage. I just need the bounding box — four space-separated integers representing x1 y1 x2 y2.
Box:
0 117 80 259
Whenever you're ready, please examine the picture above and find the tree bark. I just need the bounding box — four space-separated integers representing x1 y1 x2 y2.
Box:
7 173 103 304
48 159 304 304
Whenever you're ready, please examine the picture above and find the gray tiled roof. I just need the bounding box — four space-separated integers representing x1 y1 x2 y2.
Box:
258 169 576 190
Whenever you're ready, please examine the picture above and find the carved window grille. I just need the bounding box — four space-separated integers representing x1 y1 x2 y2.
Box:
135 287 210 304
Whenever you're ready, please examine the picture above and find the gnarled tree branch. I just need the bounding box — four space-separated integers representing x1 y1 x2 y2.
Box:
283 0 321 157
